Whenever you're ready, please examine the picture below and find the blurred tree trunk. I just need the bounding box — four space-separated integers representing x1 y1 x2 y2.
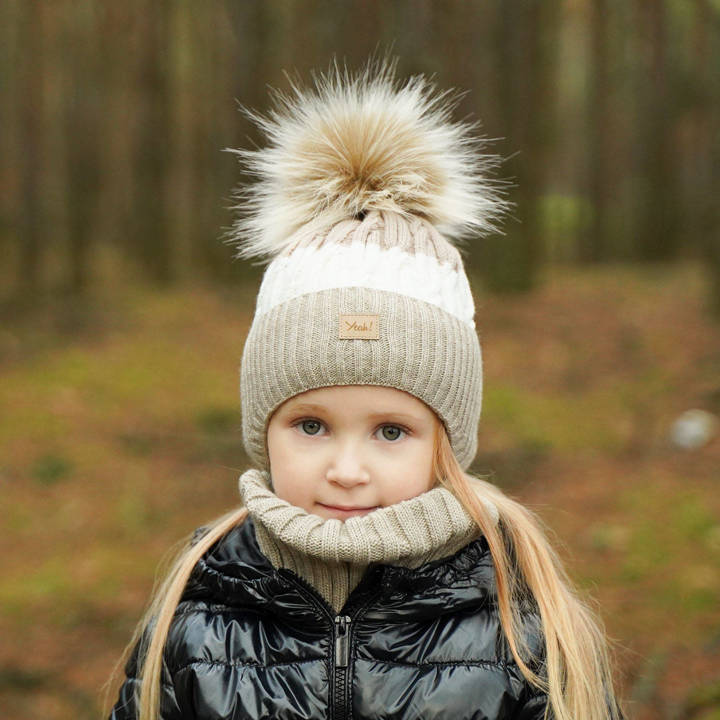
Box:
691 0 720 316
583 0 611 262
633 0 679 261
63 5 103 293
339 0 387 67
482 0 561 293
186 2 229 280
0 0 16 290
17 1 44 295
424 0 498 278
131 0 173 284
213 0 282 283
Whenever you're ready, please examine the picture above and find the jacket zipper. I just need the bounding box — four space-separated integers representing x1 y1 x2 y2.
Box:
331 571 399 720
278 569 385 720
335 615 351 667
333 615 352 720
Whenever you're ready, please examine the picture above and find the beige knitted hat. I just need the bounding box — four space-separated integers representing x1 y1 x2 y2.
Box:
226 59 508 471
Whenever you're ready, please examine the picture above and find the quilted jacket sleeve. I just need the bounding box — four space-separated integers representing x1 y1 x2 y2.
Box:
108 623 183 720
513 689 549 719
512 681 627 720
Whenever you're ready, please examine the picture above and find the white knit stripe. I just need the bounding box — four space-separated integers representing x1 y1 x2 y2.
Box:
255 241 476 328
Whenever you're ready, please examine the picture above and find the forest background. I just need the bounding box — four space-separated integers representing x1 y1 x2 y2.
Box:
1 2 719 719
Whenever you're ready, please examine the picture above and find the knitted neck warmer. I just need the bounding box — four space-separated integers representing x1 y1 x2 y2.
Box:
238 468 497 612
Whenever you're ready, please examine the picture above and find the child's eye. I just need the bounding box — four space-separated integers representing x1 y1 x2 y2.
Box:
296 419 324 436
376 425 406 442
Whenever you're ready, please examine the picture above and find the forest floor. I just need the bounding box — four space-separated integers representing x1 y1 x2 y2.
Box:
0 261 719 719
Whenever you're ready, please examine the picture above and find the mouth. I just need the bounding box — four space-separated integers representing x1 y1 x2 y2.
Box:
317 503 380 519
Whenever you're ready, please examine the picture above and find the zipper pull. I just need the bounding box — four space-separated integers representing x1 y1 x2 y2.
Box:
335 615 352 667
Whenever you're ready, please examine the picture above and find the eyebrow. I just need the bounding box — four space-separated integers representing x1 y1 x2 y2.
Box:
284 403 423 424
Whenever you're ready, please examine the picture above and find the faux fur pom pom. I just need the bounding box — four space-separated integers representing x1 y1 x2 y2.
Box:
224 57 510 261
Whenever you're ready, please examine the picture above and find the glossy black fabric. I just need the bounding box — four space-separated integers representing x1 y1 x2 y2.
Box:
109 518 548 719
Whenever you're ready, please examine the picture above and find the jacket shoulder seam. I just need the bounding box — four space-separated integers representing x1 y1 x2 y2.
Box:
172 656 325 674
173 602 252 618
358 656 513 670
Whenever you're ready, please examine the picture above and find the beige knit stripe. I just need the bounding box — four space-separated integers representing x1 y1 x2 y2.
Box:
240 287 482 471
416 498 440 547
315 555 335 603
278 210 463 272
335 522 355 561
348 565 366 595
454 316 475 429
393 504 418 549
253 523 283 567
325 218 360 247
420 306 451 410
322 521 340 562
347 516 382 563
353 211 375 247
371 511 406 557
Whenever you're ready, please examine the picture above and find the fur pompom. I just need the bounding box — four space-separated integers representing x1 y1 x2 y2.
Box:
224 57 510 261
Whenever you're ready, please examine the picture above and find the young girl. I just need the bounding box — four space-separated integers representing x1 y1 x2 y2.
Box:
107 59 623 720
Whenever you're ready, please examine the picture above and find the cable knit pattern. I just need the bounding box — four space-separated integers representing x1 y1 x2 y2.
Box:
255 211 475 327
238 468 497 611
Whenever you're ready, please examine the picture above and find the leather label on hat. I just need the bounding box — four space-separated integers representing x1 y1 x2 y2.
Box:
339 314 380 339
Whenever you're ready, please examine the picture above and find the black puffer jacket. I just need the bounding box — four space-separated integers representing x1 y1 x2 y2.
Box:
110 518 548 719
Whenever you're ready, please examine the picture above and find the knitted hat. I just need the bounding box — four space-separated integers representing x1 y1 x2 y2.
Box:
227 59 508 471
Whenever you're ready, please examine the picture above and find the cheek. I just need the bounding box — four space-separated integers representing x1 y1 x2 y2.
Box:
270 471 318 515
418 439 437 485
267 456 289 489
267 422 298 470
266 428 317 508
270 474 294 503
381 440 436 501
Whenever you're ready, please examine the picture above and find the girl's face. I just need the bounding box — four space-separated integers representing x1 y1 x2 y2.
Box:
266 385 440 521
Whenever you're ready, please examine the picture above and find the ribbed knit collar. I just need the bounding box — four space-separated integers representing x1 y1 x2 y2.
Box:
238 468 497 611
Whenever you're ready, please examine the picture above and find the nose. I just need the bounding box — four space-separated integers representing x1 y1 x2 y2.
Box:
326 442 370 487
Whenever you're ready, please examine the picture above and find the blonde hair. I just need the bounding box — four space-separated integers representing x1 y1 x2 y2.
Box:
104 422 623 720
